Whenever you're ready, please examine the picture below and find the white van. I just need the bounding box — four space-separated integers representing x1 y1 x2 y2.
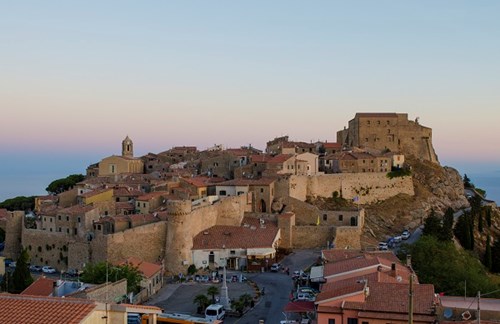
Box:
205 304 225 320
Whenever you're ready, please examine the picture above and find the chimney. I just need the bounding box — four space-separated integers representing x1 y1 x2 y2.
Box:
406 254 412 267
390 263 397 277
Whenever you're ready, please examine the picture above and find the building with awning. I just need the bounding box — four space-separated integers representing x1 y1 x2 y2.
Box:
192 217 280 271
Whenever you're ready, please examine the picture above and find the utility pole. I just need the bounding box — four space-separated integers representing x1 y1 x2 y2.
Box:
408 273 414 324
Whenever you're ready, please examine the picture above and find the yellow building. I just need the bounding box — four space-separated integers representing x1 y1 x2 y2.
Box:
98 136 144 176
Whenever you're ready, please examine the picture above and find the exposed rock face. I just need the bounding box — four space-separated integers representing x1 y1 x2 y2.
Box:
362 157 469 240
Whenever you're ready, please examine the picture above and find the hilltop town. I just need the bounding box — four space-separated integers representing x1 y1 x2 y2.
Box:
1 112 499 323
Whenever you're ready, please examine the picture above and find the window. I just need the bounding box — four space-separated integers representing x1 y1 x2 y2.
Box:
50 218 52 223
347 318 358 324
339 214 343 221
323 214 327 221
365 138 368 142
329 319 336 324
66 216 69 221
58 215 61 220
58 227 62 232
377 120 380 125
219 190 227 196
260 188 264 193
74 228 77 235
66 228 69 234
230 250 236 255
143 203 146 208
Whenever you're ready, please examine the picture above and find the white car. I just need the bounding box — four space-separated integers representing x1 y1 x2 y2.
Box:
42 266 56 274
378 242 388 251
393 235 402 243
401 230 411 240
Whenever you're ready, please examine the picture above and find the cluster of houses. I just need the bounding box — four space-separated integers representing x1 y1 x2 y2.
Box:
285 249 500 324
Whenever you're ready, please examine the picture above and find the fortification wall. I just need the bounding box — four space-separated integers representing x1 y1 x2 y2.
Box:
93 221 167 266
22 228 71 270
292 225 333 249
282 174 414 204
4 211 25 260
333 226 362 249
165 195 249 274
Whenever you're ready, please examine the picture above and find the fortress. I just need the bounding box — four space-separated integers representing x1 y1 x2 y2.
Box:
337 113 438 163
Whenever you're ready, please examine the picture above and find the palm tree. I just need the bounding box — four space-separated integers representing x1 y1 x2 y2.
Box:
207 285 219 304
193 294 210 314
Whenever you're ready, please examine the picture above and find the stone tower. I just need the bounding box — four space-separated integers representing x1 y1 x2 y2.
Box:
122 136 134 158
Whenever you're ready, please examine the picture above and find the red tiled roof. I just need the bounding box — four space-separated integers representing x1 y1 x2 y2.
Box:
113 187 143 197
59 204 96 216
323 142 342 149
323 256 383 278
283 300 315 312
0 294 97 324
121 257 162 279
21 277 55 296
250 155 273 163
80 188 112 198
137 191 169 201
344 282 435 315
181 176 225 188
268 154 294 164
193 217 279 250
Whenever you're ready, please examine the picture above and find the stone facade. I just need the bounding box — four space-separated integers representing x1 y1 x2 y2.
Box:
276 173 414 205
3 211 24 260
337 112 438 163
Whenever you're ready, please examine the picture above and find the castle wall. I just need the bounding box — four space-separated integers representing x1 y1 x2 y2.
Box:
292 225 333 249
333 226 362 249
282 174 414 204
22 228 71 270
92 221 168 266
4 211 24 260
165 195 249 274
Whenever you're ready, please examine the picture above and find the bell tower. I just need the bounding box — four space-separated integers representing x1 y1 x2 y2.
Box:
122 135 134 158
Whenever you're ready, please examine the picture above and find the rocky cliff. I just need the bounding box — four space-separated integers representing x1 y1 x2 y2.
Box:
362 157 469 240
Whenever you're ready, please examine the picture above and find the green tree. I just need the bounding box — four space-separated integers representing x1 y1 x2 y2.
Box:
486 208 492 227
454 213 472 250
193 294 210 314
423 209 441 238
11 248 34 293
491 239 500 273
187 264 197 275
463 174 473 188
80 262 142 293
0 196 36 212
207 285 219 304
484 235 492 270
46 174 85 194
440 207 454 242
404 236 499 297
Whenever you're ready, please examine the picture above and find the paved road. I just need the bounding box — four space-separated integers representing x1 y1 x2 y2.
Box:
146 249 320 324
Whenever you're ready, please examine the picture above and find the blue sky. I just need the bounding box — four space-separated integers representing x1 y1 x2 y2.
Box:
0 1 499 201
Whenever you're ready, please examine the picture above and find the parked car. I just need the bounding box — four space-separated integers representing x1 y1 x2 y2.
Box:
200 275 210 283
270 263 281 272
29 265 42 272
292 270 302 279
66 268 81 277
378 242 388 251
42 266 56 274
298 287 319 295
296 292 316 302
393 235 402 243
401 230 411 240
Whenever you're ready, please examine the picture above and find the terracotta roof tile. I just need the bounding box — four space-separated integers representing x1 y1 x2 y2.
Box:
60 204 96 216
121 257 162 279
193 217 279 250
267 154 294 164
0 294 97 324
20 277 55 296
137 191 169 201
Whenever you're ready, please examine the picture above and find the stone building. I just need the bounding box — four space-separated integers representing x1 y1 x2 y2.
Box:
98 136 144 176
337 113 438 163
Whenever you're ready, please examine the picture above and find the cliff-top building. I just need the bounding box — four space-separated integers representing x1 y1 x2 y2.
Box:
337 113 438 163
98 136 144 177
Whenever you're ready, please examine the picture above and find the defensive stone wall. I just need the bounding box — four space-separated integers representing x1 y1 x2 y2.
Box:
22 228 71 270
333 226 362 249
4 211 24 260
282 174 414 204
165 194 249 274
93 221 168 266
292 225 333 249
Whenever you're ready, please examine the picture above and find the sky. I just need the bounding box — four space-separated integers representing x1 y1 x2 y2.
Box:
0 1 499 201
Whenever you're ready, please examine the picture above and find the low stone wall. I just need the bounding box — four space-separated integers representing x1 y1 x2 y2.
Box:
292 225 333 249
333 226 362 249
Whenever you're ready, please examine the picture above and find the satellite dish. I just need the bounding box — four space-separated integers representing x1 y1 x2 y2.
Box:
443 308 453 319
396 276 402 282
